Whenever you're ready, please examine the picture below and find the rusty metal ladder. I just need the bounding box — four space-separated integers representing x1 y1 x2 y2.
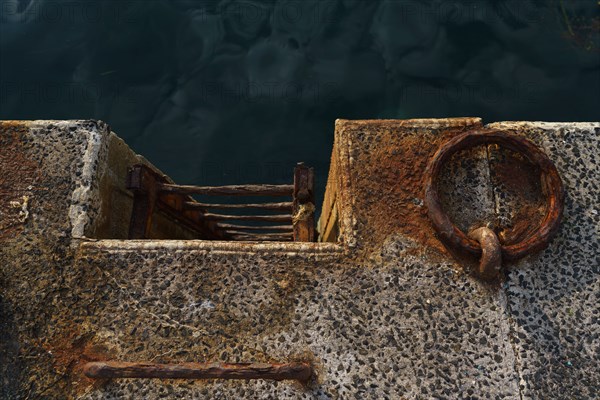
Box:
126 162 315 242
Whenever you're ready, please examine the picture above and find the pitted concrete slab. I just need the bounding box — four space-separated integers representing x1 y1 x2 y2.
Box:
1 119 598 399
70 235 520 399
486 121 600 399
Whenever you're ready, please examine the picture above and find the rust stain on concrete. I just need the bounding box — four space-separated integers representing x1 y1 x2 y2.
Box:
42 329 113 395
337 119 483 255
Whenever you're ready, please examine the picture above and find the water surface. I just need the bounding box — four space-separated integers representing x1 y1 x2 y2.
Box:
1 0 599 205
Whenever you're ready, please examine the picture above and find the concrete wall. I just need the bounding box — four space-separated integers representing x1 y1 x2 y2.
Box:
1 119 598 399
88 131 200 240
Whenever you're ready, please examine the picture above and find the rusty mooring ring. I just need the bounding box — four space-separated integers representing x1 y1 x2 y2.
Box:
424 129 565 262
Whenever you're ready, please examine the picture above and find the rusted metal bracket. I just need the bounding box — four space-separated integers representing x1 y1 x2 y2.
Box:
424 129 565 280
83 361 313 383
468 227 502 280
292 162 316 242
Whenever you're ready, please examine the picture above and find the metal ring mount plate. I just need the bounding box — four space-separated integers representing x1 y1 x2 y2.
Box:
424 129 565 261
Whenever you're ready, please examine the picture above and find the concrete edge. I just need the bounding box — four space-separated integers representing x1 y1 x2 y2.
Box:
79 238 345 255
68 121 109 239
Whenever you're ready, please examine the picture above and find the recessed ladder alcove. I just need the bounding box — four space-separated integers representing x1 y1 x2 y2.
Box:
126 162 315 242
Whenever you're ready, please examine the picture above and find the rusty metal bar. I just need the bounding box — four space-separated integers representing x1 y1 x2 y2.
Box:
224 230 293 238
159 183 294 197
292 162 316 242
228 234 293 241
216 223 294 231
83 361 312 383
202 213 292 222
183 201 293 211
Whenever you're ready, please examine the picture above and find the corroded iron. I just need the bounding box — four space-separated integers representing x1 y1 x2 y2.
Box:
293 162 316 242
215 223 293 231
126 164 315 242
83 361 313 383
468 227 502 281
184 201 293 210
424 129 565 264
159 183 294 196
202 213 293 222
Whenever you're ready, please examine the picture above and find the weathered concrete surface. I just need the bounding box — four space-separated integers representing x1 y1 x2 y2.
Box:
486 122 600 399
326 117 493 255
69 238 519 399
0 120 202 399
1 119 598 399
1 120 109 399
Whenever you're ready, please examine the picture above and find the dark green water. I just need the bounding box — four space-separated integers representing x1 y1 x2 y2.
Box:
1 0 599 205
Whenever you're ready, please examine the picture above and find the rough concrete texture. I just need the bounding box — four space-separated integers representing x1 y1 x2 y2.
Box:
486 122 600 399
1 120 110 399
0 120 199 399
330 117 489 253
1 119 599 399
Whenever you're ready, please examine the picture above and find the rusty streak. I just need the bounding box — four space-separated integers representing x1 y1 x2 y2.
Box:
83 362 312 383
